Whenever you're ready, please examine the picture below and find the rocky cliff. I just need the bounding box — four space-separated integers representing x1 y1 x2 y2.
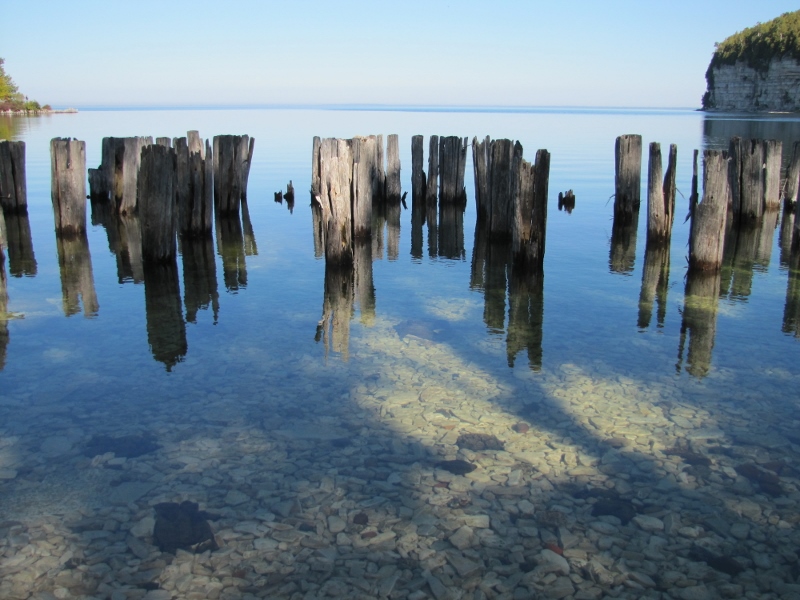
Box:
702 11 800 112
703 57 800 112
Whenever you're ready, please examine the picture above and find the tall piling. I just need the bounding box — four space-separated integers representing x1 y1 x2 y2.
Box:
50 138 87 236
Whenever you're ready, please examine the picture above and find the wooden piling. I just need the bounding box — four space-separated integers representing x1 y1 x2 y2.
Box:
614 134 642 224
156 137 171 148
727 137 742 213
0 140 27 213
690 149 699 211
213 134 254 215
120 136 153 215
311 136 322 197
512 149 550 273
764 139 782 211
0 208 6 263
374 134 385 202
175 133 212 237
488 139 521 241
386 134 401 204
689 150 729 272
784 141 800 212
138 144 177 263
50 138 87 236
317 138 354 267
411 135 425 209
439 136 468 205
352 136 376 239
472 136 490 223
646 142 677 245
740 139 765 222
426 135 439 205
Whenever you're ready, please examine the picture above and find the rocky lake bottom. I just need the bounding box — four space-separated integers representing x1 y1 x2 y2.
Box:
1 323 799 600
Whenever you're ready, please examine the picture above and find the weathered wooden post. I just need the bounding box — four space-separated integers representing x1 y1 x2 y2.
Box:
120 136 153 215
727 137 742 213
689 150 729 272
784 141 800 213
311 136 322 198
50 138 87 236
488 139 521 240
213 134 254 215
0 140 27 213
374 134 385 202
386 134 401 204
175 132 212 237
411 135 425 208
0 257 7 370
511 149 550 274
156 137 171 148
764 139 782 211
614 134 642 224
646 142 677 245
352 136 375 239
690 149 699 210
740 138 765 222
438 136 468 205
0 208 6 264
138 144 177 263
472 136 490 223
426 135 439 205
317 138 354 268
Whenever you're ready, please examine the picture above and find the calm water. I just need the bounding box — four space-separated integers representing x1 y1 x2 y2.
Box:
1 107 800 594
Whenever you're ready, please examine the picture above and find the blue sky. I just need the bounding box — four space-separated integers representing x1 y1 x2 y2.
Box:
2 1 797 108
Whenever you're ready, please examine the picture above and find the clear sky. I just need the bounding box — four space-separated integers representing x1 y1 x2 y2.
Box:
2 0 797 109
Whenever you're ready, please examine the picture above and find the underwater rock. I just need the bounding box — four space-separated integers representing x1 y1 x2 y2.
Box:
591 497 637 525
436 459 477 475
84 434 160 458
688 545 745 576
456 432 504 451
153 501 219 554
664 447 712 467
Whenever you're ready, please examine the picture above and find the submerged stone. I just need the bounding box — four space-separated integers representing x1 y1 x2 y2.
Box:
456 433 504 451
591 497 636 525
436 459 477 475
153 501 218 554
84 434 160 458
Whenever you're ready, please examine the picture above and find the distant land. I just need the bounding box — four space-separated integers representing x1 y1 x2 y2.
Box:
703 10 800 112
0 57 76 116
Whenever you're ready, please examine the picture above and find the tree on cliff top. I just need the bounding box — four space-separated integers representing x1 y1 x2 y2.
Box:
710 10 800 71
0 58 20 102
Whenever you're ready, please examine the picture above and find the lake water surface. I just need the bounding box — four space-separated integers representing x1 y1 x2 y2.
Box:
1 107 799 599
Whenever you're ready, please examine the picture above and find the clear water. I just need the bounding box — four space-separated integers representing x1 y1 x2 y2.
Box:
1 107 800 593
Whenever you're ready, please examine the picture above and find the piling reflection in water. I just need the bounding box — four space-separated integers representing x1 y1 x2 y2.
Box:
609 214 639 274
316 266 354 361
677 270 722 378
0 261 8 371
471 224 543 371
371 201 401 261
438 202 465 260
181 236 219 324
92 199 144 284
4 212 37 277
721 211 778 300
56 234 99 318
353 240 375 326
779 209 795 269
143 259 187 371
215 213 248 292
638 243 670 329
241 199 258 257
784 250 800 338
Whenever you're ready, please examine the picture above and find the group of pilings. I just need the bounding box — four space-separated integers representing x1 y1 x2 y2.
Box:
50 133 254 263
311 134 401 268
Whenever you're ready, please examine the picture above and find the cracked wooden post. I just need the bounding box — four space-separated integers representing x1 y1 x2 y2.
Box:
689 150 729 272
411 135 425 209
426 135 439 206
784 141 800 213
351 136 375 240
472 136 490 224
0 140 27 213
614 134 642 225
50 138 87 236
439 136 468 205
646 142 677 246
385 134 401 204
120 136 153 215
764 139 782 211
317 138 354 268
512 149 550 274
138 144 177 263
214 134 254 215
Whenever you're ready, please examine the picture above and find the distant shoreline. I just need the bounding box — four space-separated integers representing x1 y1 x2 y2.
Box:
0 108 78 115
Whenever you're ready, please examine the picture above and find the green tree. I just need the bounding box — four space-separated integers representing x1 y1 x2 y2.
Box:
0 57 20 101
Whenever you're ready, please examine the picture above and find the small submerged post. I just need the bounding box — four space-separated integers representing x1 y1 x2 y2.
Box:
50 137 87 236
